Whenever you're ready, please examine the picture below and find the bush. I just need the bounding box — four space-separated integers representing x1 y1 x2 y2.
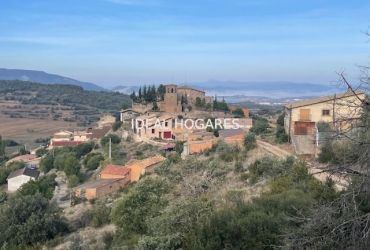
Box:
275 125 288 143
68 174 80 188
111 178 169 243
318 143 335 163
0 193 68 247
91 203 111 228
101 134 121 147
168 152 181 163
18 173 57 199
244 132 257 151
84 152 104 170
112 121 122 132
250 118 269 135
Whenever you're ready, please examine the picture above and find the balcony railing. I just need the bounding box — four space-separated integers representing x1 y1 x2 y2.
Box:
298 114 312 121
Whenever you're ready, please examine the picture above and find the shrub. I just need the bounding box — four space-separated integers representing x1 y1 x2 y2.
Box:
101 134 121 147
318 143 335 163
0 193 68 247
112 121 122 132
67 174 80 188
244 132 257 151
91 203 111 228
250 118 269 134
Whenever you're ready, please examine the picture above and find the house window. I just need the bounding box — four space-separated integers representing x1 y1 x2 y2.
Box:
322 110 330 116
152 128 155 134
165 122 168 127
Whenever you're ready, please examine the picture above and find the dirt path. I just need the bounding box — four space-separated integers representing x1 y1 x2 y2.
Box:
257 140 291 158
52 172 70 208
256 140 349 190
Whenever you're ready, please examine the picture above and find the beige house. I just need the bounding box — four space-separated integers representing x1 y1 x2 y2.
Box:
133 114 173 142
284 90 365 154
120 108 141 122
73 131 87 141
52 130 72 141
98 114 116 128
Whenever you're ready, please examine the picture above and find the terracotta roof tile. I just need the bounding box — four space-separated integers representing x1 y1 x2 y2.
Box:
74 178 123 189
140 154 167 168
101 165 131 176
51 141 85 147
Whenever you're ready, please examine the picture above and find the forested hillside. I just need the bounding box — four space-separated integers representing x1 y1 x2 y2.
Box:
0 80 130 111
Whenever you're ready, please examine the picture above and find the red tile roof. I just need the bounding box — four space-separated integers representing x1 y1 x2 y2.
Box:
51 141 85 147
162 143 175 149
101 165 130 176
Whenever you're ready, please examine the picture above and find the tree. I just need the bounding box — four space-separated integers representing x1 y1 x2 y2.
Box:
112 121 122 132
68 174 80 188
195 97 202 107
0 135 5 157
152 101 158 111
275 125 288 143
201 98 206 108
244 132 257 151
85 154 104 170
283 32 370 249
138 87 142 100
205 102 212 111
150 84 157 102
157 84 166 101
175 141 184 154
18 174 57 199
64 156 80 176
121 102 129 110
277 113 285 126
130 91 137 102
0 193 68 247
143 84 147 101
101 134 121 147
250 118 269 134
111 178 169 245
232 108 245 118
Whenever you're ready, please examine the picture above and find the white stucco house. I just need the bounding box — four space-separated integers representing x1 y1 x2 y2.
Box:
6 167 40 192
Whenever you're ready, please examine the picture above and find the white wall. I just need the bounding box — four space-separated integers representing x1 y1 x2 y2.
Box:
8 175 35 192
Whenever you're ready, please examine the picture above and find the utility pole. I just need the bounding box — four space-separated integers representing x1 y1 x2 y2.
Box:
109 138 111 159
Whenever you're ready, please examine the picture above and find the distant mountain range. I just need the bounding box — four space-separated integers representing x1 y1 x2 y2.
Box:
0 68 107 92
0 68 344 99
112 80 344 99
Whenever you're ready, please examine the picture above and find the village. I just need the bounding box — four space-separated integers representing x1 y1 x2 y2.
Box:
2 83 365 204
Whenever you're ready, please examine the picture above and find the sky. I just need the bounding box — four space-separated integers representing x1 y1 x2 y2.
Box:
0 0 369 88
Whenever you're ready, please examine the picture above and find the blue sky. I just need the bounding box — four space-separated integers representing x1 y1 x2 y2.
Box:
0 0 369 88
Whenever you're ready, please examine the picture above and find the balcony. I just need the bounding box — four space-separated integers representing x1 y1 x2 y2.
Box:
298 113 312 121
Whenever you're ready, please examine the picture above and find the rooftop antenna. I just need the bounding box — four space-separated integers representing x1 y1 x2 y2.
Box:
172 75 173 84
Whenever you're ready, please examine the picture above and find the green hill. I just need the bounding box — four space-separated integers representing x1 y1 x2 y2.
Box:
0 80 130 111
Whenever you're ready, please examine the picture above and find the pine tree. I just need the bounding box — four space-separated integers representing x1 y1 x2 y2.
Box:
143 85 147 102
138 87 142 100
157 84 166 101
151 85 156 102
0 135 4 156
213 95 218 111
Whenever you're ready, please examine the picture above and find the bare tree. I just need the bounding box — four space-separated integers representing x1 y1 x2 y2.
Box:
283 32 370 249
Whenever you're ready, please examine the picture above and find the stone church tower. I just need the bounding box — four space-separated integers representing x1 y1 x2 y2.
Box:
159 84 181 112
